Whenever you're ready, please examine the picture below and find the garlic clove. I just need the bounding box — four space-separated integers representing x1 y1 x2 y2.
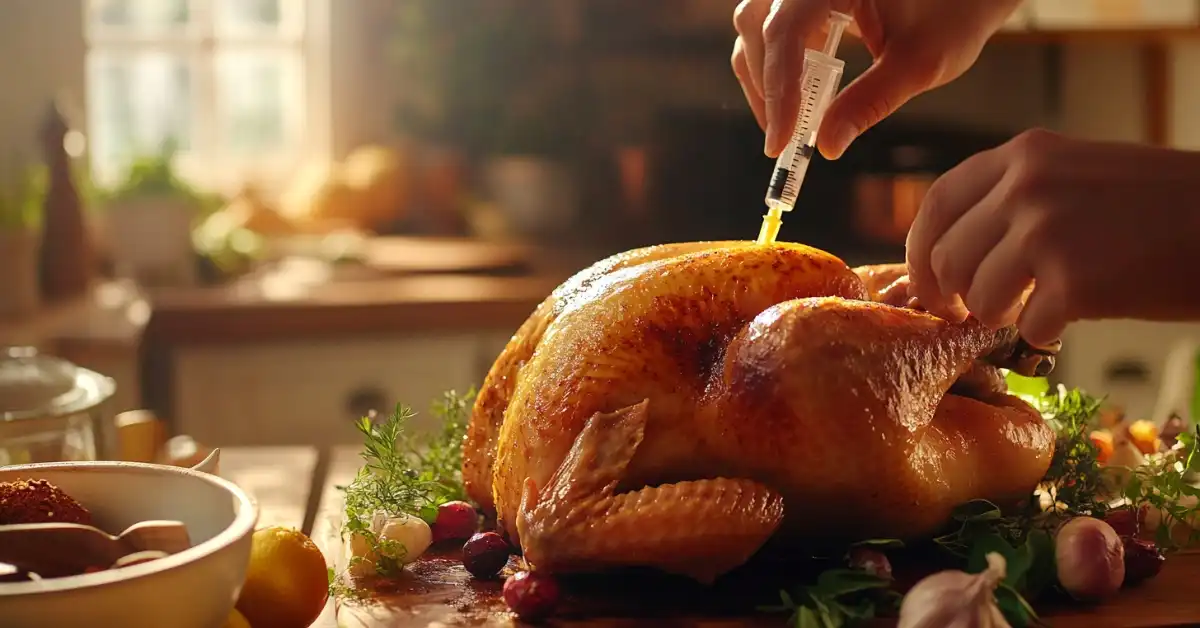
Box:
378 515 433 564
898 552 1012 628
347 531 380 578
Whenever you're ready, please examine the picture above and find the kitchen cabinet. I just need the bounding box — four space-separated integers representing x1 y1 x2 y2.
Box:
1058 320 1200 422
173 329 518 447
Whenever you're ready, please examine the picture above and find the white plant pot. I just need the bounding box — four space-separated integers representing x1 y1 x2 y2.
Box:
482 156 579 239
0 228 40 318
104 196 197 287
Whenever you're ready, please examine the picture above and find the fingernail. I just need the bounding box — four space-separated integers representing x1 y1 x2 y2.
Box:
947 295 970 322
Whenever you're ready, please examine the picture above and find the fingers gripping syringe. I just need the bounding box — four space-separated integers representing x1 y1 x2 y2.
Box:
757 11 853 245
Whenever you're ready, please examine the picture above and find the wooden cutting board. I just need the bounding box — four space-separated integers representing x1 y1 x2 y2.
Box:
312 447 1200 628
326 546 1200 628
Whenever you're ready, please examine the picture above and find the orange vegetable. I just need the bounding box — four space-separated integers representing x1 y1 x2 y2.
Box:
1090 430 1114 464
1127 420 1162 455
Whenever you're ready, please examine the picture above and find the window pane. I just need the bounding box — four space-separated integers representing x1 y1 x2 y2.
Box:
87 0 190 34
87 52 194 173
214 0 303 38
214 50 304 154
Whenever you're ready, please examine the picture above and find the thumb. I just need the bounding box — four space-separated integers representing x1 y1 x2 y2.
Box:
817 48 938 160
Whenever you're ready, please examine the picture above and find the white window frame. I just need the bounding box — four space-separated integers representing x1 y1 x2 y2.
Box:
83 0 331 197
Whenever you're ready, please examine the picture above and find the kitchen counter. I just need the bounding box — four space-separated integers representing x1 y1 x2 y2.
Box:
136 240 600 443
144 272 565 346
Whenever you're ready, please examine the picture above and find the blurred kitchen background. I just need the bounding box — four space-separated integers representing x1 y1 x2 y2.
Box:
1 0 1199 458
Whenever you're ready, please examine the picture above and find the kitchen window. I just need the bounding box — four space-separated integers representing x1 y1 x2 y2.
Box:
84 0 328 194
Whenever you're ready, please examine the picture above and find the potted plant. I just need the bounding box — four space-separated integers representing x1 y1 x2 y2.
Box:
389 0 581 238
98 141 216 287
0 164 46 317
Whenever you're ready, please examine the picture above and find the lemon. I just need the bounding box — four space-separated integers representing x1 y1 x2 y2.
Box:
222 608 251 628
236 526 329 628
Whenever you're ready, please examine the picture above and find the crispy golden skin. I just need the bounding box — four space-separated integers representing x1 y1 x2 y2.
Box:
464 242 1055 583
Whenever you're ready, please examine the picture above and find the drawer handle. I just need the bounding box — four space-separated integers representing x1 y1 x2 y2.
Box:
1104 359 1150 384
346 386 388 421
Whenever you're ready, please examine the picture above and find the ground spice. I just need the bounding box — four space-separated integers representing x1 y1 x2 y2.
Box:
0 479 92 525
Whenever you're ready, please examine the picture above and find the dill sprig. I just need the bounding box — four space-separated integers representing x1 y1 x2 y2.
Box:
337 388 476 579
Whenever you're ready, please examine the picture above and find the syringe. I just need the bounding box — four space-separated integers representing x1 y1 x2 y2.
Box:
757 11 853 245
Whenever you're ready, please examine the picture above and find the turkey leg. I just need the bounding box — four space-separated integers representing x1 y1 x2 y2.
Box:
515 400 784 585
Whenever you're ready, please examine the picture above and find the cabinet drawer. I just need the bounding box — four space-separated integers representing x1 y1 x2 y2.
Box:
174 333 484 447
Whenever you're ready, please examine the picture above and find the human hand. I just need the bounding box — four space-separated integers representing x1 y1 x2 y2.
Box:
731 0 1021 159
905 129 1200 348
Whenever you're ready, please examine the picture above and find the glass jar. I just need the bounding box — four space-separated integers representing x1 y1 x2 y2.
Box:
0 346 116 464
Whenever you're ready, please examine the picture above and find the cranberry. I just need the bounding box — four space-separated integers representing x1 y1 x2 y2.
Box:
846 547 893 580
1104 508 1140 537
1122 537 1165 586
503 570 560 622
432 501 479 542
462 532 510 579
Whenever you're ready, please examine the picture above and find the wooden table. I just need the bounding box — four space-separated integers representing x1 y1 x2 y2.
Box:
225 446 1200 628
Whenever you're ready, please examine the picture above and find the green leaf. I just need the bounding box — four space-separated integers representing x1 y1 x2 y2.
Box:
1005 371 1051 401
1191 349 1200 424
952 500 1004 522
795 606 822 628
967 533 1026 584
1020 529 1057 598
848 538 904 550
996 582 1040 628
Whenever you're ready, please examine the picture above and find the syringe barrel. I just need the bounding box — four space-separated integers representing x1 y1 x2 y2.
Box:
763 51 846 212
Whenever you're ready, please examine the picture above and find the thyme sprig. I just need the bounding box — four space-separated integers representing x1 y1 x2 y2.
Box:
337 388 476 579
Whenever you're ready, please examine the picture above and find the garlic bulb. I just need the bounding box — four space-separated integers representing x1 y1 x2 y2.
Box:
898 552 1012 628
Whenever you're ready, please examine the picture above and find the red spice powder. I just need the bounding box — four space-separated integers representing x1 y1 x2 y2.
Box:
0 479 93 525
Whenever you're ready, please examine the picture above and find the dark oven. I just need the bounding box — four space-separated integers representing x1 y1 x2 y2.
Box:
642 109 1015 265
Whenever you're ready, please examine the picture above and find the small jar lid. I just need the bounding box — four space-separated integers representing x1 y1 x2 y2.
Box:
0 346 115 422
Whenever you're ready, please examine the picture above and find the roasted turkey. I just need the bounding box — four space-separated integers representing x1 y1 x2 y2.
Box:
463 241 1058 584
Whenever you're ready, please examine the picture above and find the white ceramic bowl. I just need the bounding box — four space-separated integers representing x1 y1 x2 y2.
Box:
0 460 259 628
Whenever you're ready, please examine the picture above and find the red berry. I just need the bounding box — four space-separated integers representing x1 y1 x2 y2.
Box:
1122 536 1165 586
846 547 893 580
432 501 479 542
1104 508 1139 537
503 570 560 622
462 532 510 579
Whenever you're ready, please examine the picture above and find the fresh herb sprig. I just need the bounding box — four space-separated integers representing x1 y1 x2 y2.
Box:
1122 425 1200 551
761 569 900 628
338 388 476 578
399 388 475 520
